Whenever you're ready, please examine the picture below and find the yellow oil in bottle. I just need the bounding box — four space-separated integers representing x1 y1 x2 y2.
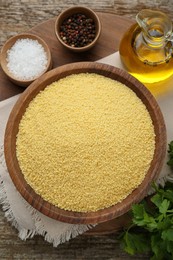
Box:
119 10 173 96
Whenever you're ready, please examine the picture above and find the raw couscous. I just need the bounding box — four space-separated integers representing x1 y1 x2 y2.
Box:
16 73 155 212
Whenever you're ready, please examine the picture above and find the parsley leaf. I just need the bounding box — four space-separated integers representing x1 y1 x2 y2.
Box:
122 232 150 255
162 229 173 241
151 193 162 208
159 199 170 215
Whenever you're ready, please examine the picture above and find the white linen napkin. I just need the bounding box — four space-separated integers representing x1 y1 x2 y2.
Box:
0 52 173 246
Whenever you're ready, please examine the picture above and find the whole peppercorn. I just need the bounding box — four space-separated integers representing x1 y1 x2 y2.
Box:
59 13 96 48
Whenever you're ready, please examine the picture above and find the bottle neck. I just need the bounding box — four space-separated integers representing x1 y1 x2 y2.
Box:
142 26 165 48
133 26 173 65
136 9 173 49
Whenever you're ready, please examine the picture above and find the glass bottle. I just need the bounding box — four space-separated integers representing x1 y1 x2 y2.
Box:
119 9 173 96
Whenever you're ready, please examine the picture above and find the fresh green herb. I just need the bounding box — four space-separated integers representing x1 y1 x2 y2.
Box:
120 142 173 260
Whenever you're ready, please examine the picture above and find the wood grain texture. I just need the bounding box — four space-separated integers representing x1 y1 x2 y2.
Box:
1 0 173 48
4 62 166 225
0 1 171 259
0 208 149 260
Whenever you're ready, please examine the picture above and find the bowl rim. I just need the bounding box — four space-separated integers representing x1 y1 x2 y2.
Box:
4 62 167 224
0 33 52 86
54 6 101 51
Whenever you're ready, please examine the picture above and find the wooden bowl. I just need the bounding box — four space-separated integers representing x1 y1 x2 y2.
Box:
0 33 52 87
4 62 166 224
55 6 101 52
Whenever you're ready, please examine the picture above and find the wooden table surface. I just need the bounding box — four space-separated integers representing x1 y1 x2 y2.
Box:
0 1 172 259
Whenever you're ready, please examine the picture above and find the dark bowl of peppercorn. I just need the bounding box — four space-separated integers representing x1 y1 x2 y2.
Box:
55 6 101 52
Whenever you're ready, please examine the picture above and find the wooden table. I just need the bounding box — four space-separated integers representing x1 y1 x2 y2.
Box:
0 1 172 259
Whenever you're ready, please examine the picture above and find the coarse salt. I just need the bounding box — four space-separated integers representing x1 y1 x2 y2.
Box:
6 38 48 80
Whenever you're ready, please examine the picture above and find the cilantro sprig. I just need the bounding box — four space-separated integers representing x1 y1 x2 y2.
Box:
120 141 173 260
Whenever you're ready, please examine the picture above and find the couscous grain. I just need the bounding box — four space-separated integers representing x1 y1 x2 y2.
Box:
16 73 155 212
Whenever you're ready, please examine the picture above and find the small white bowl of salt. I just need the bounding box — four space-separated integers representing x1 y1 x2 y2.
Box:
0 33 52 87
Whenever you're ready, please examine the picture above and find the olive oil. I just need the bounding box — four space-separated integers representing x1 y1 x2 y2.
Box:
119 10 173 96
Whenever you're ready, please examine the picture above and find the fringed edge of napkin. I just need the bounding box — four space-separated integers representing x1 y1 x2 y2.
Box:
0 172 36 240
34 215 93 247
